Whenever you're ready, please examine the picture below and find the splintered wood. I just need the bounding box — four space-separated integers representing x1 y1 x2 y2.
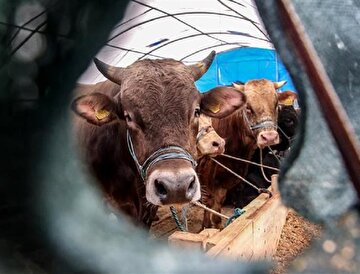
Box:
168 175 288 261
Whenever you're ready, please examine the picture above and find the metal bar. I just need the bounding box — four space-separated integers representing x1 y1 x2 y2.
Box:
217 0 270 40
10 21 47 56
180 44 247 61
107 12 253 43
9 10 46 44
277 0 360 199
139 31 263 60
132 0 229 46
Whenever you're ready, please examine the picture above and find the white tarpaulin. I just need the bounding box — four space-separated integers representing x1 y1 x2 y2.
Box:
79 0 273 84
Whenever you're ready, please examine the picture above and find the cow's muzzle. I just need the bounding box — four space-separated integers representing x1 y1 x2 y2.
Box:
146 163 201 205
127 130 200 205
257 130 280 149
196 126 225 157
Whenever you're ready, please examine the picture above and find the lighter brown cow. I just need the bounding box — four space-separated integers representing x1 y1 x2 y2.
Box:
198 79 297 228
196 114 225 157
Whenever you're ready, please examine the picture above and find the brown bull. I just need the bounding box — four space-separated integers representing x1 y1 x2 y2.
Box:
71 52 247 226
197 79 297 228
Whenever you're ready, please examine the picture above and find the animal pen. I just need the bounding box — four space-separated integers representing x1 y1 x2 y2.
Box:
1 1 360 274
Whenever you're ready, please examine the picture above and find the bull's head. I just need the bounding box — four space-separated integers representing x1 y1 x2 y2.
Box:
233 79 297 149
71 51 246 205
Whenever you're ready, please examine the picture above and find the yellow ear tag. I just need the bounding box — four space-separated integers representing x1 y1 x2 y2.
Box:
282 97 294 106
95 109 110 120
209 104 221 113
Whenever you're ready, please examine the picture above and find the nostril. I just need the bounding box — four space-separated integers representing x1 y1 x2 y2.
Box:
260 132 278 144
260 134 268 141
154 179 167 197
212 141 220 147
186 176 197 200
188 176 196 191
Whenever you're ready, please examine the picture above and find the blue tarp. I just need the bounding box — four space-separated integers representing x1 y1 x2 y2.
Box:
195 47 297 93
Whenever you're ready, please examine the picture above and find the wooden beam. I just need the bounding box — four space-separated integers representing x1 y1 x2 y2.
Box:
205 175 286 260
205 191 270 253
205 192 287 260
168 229 220 251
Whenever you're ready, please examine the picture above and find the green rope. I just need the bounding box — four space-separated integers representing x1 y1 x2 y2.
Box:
225 208 246 227
170 206 186 232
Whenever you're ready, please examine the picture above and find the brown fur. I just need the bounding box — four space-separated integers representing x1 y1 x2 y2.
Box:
72 56 247 227
73 59 200 227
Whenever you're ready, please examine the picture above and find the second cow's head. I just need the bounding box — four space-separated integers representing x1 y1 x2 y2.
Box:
233 79 297 149
72 51 246 206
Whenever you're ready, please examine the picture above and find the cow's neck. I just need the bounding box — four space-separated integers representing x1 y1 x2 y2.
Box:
214 110 257 158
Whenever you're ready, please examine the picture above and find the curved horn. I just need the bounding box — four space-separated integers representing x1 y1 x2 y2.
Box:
232 82 245 92
189 51 216 81
94 58 124 84
274 80 287 89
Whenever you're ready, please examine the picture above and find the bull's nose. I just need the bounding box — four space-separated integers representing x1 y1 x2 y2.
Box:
258 131 279 147
211 139 225 155
153 174 197 204
146 168 201 205
212 138 225 150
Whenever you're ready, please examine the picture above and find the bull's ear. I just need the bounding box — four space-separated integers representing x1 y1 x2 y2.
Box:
71 93 122 126
200 86 247 118
278 90 297 106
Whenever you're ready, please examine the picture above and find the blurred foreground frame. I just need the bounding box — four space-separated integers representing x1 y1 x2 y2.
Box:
0 0 264 273
256 0 360 273
0 0 359 274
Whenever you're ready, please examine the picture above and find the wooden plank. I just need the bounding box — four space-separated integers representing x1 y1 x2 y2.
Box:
199 228 220 238
206 193 288 260
205 191 270 253
271 174 279 193
250 196 288 261
168 228 220 251
207 219 254 259
168 231 208 250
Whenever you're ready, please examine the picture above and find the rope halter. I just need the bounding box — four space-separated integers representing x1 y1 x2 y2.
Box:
250 120 276 130
196 125 212 143
277 125 297 145
243 110 277 132
126 130 197 181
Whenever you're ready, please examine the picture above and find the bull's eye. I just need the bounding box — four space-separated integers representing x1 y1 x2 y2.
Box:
284 118 294 125
194 107 201 118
